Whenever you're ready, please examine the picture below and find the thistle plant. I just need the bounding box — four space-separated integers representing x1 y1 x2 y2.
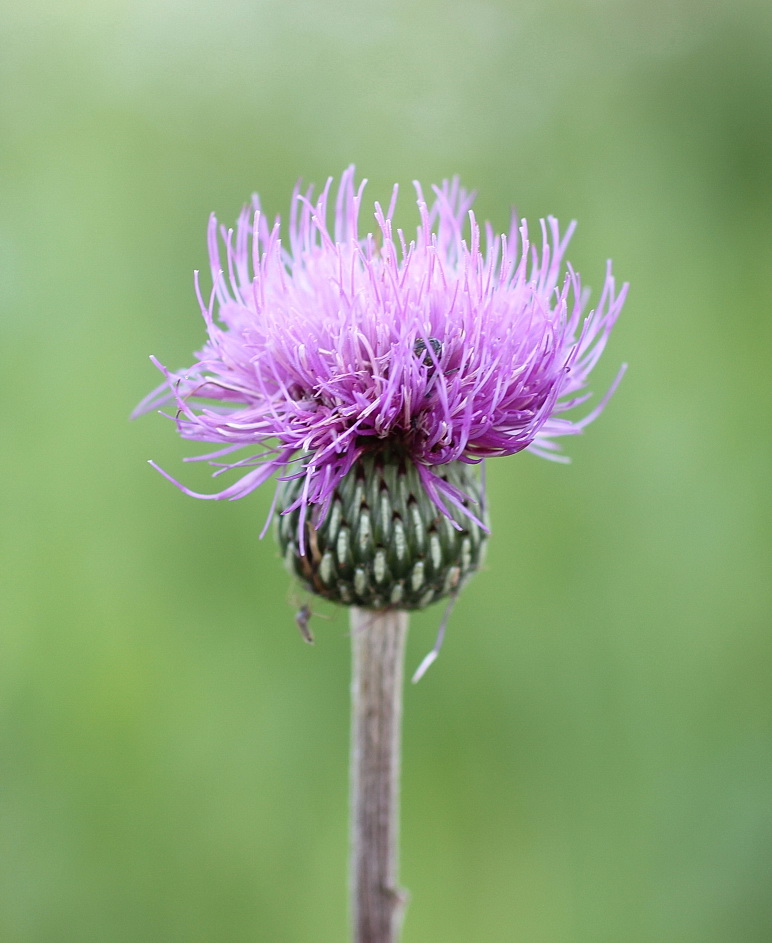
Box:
134 167 626 943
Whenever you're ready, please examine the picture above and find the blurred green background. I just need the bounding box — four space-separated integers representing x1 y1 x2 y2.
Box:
2 0 771 940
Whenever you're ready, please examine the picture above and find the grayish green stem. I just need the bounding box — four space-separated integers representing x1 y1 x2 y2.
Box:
350 607 409 943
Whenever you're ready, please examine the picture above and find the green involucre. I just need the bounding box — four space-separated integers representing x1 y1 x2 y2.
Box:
276 452 487 610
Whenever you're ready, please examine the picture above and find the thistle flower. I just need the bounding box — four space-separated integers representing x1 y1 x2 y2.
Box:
134 167 626 610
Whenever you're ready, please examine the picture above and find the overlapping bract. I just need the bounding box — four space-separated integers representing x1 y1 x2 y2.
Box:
135 167 626 534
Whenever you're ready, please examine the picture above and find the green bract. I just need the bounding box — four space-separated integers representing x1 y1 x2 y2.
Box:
276 452 487 610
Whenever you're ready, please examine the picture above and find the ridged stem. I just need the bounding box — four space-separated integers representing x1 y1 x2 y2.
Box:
350 607 409 943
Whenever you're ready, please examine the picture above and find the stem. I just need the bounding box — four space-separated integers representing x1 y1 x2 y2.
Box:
350 607 409 943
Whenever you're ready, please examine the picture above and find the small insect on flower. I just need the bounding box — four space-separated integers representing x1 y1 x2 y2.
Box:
413 337 443 372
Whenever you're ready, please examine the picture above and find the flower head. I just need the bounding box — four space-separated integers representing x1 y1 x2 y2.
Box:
135 167 626 578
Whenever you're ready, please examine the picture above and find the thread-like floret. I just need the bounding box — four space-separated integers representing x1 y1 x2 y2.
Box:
134 167 627 542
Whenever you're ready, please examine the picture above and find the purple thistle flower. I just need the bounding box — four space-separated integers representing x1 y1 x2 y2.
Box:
134 167 626 553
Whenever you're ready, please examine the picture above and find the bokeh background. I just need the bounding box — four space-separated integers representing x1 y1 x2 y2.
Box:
2 0 771 940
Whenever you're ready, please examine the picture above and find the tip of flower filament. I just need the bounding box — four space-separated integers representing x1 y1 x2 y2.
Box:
411 650 438 684
411 592 457 683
